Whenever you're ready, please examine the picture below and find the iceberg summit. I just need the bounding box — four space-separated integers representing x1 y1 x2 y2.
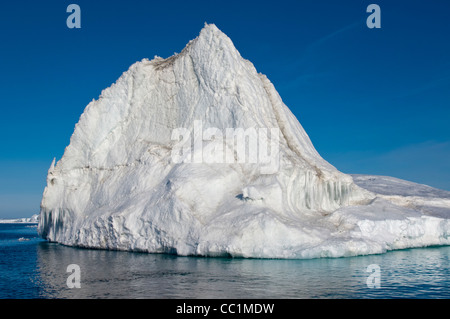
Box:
38 24 450 258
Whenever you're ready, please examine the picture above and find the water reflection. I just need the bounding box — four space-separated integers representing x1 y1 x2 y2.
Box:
35 241 450 299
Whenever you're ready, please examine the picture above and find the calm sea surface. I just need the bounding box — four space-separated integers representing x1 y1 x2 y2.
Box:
0 223 448 299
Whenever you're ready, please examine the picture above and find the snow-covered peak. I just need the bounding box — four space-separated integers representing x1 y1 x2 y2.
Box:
55 23 334 176
193 23 241 57
200 22 226 38
177 23 240 59
38 25 450 259
149 23 240 70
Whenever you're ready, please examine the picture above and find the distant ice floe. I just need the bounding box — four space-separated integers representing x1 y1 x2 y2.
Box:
0 214 39 224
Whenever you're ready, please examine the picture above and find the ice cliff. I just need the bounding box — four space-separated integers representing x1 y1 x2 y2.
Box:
38 24 450 258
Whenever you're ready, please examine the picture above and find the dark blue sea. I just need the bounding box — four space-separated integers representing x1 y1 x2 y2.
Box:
0 223 449 299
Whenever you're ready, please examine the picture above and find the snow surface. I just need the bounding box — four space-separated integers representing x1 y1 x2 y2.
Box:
38 24 450 258
351 174 450 219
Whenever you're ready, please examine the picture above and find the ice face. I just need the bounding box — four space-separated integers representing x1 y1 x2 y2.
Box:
38 24 450 258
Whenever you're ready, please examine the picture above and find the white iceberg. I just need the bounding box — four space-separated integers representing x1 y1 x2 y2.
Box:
38 24 450 258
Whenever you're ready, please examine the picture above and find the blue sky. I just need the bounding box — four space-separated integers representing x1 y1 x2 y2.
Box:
0 0 449 218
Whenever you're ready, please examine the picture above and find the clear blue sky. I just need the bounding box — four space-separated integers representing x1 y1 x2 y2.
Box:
1 0 449 218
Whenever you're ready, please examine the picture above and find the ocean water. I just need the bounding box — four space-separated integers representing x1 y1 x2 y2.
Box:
0 223 449 299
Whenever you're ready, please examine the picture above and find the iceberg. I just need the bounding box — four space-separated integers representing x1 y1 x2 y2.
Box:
0 214 39 224
38 24 450 258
